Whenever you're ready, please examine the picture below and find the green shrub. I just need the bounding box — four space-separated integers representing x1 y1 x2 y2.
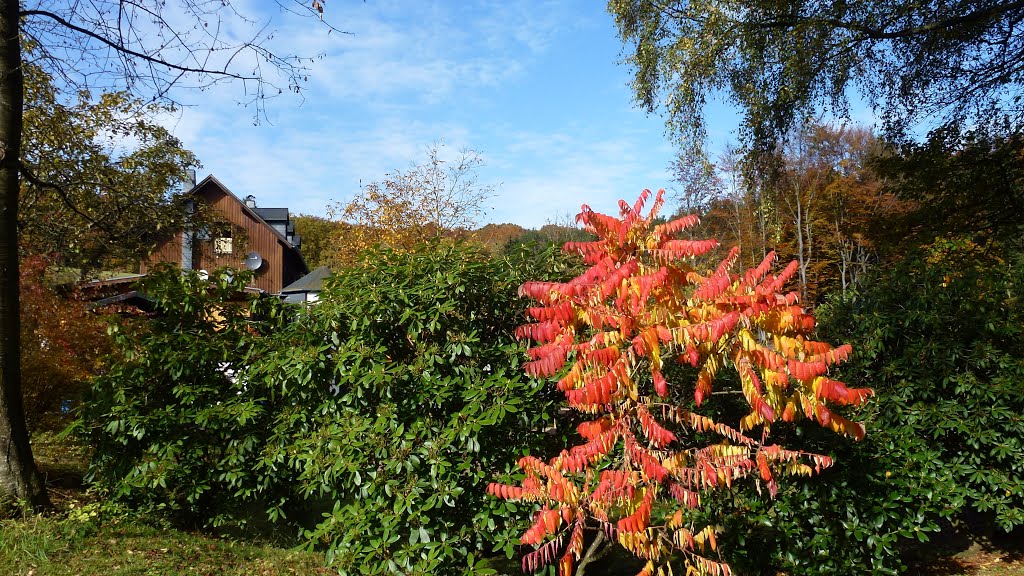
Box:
709 406 952 576
819 243 1024 534
80 265 273 526
710 243 1024 575
79 243 573 574
650 242 1024 576
615 356 947 575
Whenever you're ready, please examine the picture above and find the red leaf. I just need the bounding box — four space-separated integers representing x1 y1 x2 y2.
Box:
653 213 700 236
616 489 653 533
652 369 668 397
486 483 523 500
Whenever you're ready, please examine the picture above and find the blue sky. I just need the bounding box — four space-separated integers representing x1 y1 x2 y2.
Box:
165 0 741 228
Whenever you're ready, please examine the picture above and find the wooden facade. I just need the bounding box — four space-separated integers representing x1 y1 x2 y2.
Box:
142 176 308 294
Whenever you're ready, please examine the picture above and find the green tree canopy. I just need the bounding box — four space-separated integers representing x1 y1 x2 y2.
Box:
609 0 1024 153
870 125 1024 251
20 60 199 274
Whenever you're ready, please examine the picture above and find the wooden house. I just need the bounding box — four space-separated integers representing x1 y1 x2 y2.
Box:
141 175 308 294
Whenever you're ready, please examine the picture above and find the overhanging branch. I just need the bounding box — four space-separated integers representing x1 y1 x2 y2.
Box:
18 162 114 235
20 8 260 80
751 1 1024 41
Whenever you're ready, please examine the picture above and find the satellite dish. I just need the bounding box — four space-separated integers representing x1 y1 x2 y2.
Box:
243 251 264 271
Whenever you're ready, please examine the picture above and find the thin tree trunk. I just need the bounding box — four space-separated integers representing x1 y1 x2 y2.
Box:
839 237 850 295
0 0 48 511
756 189 768 260
794 186 808 303
576 530 612 576
729 177 743 257
804 199 817 302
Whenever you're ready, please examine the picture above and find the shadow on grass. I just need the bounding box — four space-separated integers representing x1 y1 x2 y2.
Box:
905 518 1024 576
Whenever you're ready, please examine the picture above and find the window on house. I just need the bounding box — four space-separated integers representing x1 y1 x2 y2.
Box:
214 232 233 255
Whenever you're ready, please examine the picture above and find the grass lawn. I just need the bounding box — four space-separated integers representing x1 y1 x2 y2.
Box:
0 514 331 576
1 433 328 576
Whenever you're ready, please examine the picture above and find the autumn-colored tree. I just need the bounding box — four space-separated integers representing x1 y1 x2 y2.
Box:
20 255 110 431
768 124 914 301
471 222 529 254
690 124 897 305
778 130 814 303
327 143 495 268
816 127 910 296
680 143 776 271
488 189 871 575
292 214 340 270
14 58 204 435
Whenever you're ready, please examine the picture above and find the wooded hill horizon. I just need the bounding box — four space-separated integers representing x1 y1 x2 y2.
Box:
296 120 1021 309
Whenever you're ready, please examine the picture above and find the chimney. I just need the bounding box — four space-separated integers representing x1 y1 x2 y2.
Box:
244 195 257 208
180 168 197 192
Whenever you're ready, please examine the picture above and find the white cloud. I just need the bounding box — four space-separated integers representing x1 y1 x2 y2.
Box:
177 101 478 217
486 129 675 228
472 1 582 54
271 1 563 105
154 1 679 230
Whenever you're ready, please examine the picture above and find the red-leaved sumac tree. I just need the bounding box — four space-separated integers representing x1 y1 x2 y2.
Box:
488 189 872 575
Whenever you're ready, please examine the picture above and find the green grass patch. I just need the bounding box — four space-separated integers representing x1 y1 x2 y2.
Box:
4 434 330 575
0 511 330 576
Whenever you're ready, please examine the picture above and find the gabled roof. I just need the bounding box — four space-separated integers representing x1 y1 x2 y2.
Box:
281 266 331 294
87 290 155 311
191 175 309 272
49 268 146 287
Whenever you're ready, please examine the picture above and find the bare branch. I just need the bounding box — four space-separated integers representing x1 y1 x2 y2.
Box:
22 9 259 78
18 161 114 235
17 0 340 123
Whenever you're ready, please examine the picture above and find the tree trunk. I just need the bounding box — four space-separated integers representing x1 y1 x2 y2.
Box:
756 189 769 261
576 530 612 576
839 237 850 295
793 184 808 303
0 0 48 512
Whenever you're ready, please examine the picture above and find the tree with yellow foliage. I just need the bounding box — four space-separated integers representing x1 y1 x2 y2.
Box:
326 143 495 269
